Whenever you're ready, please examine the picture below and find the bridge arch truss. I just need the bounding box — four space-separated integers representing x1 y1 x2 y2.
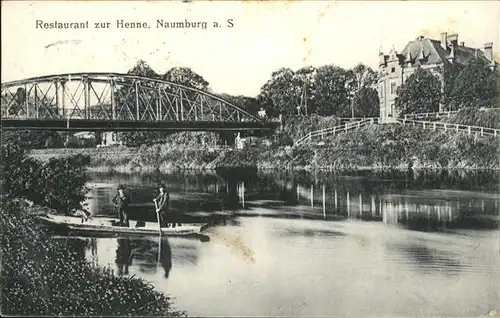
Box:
1 73 273 131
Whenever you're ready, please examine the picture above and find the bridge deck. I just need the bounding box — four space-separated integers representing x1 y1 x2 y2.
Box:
0 119 278 131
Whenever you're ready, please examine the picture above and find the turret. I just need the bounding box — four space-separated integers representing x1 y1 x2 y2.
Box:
379 49 386 67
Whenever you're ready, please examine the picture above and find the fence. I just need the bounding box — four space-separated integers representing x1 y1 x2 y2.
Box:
403 111 458 121
294 118 380 147
397 118 500 137
403 107 500 121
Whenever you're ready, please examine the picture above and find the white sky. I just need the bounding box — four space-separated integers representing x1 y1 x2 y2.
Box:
2 1 499 97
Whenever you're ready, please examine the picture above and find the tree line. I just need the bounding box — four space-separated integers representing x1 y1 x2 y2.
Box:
4 57 496 148
112 60 380 145
395 57 499 115
113 59 380 119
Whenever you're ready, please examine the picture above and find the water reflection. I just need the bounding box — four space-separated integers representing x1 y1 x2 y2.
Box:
72 216 499 317
86 169 499 234
159 238 172 279
113 237 173 277
115 238 132 276
386 242 463 277
66 166 500 317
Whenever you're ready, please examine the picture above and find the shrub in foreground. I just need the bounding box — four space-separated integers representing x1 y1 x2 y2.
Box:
1 141 90 215
0 200 186 317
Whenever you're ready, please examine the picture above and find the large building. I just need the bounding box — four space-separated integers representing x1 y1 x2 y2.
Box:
377 33 495 120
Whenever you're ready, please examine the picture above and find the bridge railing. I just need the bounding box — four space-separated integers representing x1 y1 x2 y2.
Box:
397 118 500 137
294 118 379 147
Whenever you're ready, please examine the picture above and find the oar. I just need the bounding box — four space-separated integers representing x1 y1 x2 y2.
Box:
154 200 162 236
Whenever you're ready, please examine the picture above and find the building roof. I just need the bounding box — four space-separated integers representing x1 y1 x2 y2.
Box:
384 36 491 67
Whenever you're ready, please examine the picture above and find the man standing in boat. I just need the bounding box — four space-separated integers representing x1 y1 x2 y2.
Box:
154 183 181 228
112 185 132 227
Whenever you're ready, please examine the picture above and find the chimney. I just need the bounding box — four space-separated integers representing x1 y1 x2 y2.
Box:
447 34 458 51
447 45 455 63
441 32 448 49
484 42 493 62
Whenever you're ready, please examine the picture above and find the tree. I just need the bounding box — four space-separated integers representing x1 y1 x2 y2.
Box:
443 62 463 109
162 67 209 90
218 94 261 115
496 67 500 108
447 57 497 109
114 60 161 121
117 63 215 146
312 65 352 117
116 61 166 145
349 63 378 117
127 60 160 78
350 63 378 92
352 87 380 117
293 66 317 114
162 67 210 119
257 68 300 117
394 67 441 115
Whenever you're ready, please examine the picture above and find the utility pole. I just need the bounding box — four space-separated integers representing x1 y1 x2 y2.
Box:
299 81 308 115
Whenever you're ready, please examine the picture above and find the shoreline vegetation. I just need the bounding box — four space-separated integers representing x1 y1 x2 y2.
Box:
29 111 500 172
30 129 499 172
0 200 186 317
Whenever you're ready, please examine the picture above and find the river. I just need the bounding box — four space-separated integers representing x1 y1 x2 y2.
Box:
57 169 500 317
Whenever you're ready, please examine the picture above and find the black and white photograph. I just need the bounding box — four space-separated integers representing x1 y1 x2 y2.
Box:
1 1 499 317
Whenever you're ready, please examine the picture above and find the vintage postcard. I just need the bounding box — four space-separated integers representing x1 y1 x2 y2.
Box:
1 1 499 317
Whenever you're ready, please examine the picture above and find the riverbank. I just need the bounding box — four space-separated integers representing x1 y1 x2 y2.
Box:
0 199 186 317
29 123 500 172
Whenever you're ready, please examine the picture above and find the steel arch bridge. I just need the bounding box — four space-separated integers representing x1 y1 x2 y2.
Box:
1 72 277 132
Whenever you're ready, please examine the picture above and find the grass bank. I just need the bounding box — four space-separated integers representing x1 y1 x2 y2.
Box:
30 123 499 171
0 199 186 317
207 123 499 170
314 123 499 170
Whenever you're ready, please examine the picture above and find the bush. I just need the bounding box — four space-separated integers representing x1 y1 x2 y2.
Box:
442 107 500 129
0 200 186 317
1 141 90 214
0 130 64 150
277 114 339 144
118 131 219 147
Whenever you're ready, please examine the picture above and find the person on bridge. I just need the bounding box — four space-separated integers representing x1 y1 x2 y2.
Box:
154 183 181 228
112 185 132 227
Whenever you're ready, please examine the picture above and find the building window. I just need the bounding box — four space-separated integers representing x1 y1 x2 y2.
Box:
390 82 397 94
391 67 396 73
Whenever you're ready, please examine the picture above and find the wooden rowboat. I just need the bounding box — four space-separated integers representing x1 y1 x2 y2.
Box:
38 214 210 237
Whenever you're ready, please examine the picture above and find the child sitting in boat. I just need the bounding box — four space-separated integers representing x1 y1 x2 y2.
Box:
72 209 92 223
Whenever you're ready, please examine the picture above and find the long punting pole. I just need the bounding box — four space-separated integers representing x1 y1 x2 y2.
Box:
154 200 162 236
